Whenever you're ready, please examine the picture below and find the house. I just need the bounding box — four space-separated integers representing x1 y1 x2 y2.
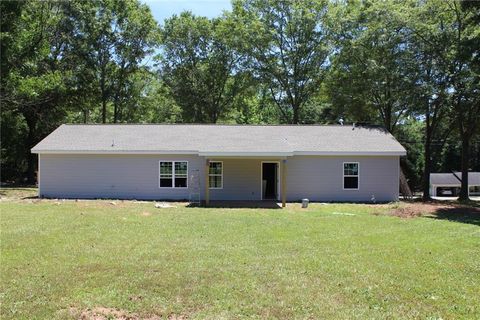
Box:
430 172 480 197
31 124 406 205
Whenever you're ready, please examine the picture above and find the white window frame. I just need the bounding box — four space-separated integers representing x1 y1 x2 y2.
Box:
343 162 359 190
158 160 189 189
208 161 223 189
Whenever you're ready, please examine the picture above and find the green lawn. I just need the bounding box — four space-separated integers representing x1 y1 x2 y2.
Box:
1 188 479 319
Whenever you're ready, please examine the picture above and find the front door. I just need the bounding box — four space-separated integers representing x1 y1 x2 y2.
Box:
262 162 278 200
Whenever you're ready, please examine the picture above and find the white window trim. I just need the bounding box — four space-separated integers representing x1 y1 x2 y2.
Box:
208 161 223 189
158 160 189 189
343 162 359 190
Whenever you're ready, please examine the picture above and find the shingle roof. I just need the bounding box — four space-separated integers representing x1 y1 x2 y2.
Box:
430 173 480 186
31 124 406 156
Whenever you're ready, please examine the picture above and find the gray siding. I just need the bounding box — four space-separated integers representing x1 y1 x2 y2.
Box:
39 154 400 202
39 154 205 200
286 156 400 202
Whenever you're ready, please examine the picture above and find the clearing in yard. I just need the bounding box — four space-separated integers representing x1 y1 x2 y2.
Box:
0 188 479 319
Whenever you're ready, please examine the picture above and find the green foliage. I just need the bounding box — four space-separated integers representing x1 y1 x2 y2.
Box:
230 0 332 123
159 12 251 123
326 0 420 133
1 1 71 182
0 112 28 180
123 71 183 123
59 0 160 123
1 0 160 181
395 118 425 189
405 0 480 199
0 0 23 80
323 0 479 195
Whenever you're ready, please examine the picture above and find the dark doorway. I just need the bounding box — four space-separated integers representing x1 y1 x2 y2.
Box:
262 162 278 200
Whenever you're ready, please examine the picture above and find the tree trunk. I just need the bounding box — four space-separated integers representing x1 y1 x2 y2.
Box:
422 111 432 201
384 104 392 133
24 113 37 184
113 92 119 123
26 152 36 185
100 65 107 124
212 110 217 123
292 104 299 124
101 98 107 123
422 128 432 201
458 135 470 201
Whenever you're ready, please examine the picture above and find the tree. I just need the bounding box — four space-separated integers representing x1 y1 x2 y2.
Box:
60 0 160 123
1 0 70 182
389 1 455 200
159 12 250 123
326 1 417 133
230 0 331 124
325 0 480 199
406 0 480 200
0 0 161 181
118 70 183 123
0 0 23 83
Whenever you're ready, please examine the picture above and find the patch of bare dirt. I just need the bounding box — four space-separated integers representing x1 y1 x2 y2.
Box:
377 202 480 221
68 306 185 320
387 206 426 218
63 305 189 320
80 307 135 320
166 315 188 320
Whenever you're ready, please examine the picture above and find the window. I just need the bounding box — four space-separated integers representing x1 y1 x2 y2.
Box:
208 161 223 189
174 161 188 188
159 161 188 188
343 162 359 189
159 162 173 187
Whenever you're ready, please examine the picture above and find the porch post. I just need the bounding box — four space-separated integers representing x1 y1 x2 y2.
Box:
205 159 210 206
281 159 287 207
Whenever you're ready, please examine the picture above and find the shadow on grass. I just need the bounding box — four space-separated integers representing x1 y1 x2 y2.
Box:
0 186 38 200
428 206 480 226
187 200 282 209
21 196 39 200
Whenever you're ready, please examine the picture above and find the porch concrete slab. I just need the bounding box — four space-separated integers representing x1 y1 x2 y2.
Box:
206 200 282 209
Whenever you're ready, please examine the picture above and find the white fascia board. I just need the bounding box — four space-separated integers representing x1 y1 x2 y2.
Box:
199 152 293 157
32 150 407 157
201 151 406 157
293 151 406 156
31 150 198 155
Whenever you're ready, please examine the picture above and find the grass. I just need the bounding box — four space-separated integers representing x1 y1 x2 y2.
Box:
1 188 479 319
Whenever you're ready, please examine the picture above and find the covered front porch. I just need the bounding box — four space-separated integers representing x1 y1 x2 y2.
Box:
202 157 288 207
